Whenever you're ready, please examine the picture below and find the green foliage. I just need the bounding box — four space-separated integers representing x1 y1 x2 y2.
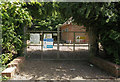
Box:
1 2 120 65
0 53 13 65
1 2 64 65
109 30 120 44
2 75 10 80
1 2 32 65
22 2 58 19
23 2 65 31
58 2 120 64
30 16 66 31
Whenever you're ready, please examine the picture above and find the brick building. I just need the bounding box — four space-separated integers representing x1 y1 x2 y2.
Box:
61 23 89 44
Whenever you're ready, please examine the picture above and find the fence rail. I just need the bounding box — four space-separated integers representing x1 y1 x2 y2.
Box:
27 31 86 33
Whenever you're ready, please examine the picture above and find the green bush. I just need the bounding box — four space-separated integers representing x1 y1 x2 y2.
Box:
1 2 32 65
58 2 120 64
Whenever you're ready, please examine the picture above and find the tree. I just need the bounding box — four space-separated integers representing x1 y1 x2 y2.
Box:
1 2 32 64
58 2 120 64
22 2 66 31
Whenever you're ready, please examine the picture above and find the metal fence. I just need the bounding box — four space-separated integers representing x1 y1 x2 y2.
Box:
26 27 89 60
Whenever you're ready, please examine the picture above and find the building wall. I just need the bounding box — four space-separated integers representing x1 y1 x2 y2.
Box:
61 24 89 43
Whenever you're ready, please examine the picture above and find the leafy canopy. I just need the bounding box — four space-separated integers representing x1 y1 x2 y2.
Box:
58 2 120 64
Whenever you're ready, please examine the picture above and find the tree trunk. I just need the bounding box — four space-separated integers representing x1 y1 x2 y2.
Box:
88 27 99 57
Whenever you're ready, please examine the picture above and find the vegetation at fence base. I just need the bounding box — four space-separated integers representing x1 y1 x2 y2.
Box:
2 75 10 81
1 2 32 65
58 2 120 64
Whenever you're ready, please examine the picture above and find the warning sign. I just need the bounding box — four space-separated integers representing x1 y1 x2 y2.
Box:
76 36 86 43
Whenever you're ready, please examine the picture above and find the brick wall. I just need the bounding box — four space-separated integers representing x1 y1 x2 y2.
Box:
89 57 120 77
61 24 89 43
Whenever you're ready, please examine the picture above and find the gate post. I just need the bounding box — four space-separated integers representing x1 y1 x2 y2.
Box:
41 31 43 52
24 26 27 57
57 26 60 58
73 32 75 51
41 31 43 59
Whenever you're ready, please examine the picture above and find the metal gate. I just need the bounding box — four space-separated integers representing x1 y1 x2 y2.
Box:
25 27 89 60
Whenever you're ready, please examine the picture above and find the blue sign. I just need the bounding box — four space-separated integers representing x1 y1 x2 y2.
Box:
43 38 53 48
47 38 53 42
43 39 47 41
47 45 53 48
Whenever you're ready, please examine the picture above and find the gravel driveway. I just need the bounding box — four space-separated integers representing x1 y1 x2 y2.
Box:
10 45 115 80
11 60 114 80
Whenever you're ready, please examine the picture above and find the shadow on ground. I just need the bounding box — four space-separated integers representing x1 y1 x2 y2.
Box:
13 60 114 80
26 50 89 60
10 46 114 80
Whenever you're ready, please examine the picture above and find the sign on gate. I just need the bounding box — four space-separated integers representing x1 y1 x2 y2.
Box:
43 34 53 48
43 39 47 48
44 34 52 39
76 36 80 42
30 33 40 44
76 36 86 43
43 38 53 48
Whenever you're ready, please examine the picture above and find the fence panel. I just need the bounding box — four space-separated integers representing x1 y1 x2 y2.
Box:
26 30 89 60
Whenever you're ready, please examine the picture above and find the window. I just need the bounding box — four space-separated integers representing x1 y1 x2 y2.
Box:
62 30 64 32
65 28 68 32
